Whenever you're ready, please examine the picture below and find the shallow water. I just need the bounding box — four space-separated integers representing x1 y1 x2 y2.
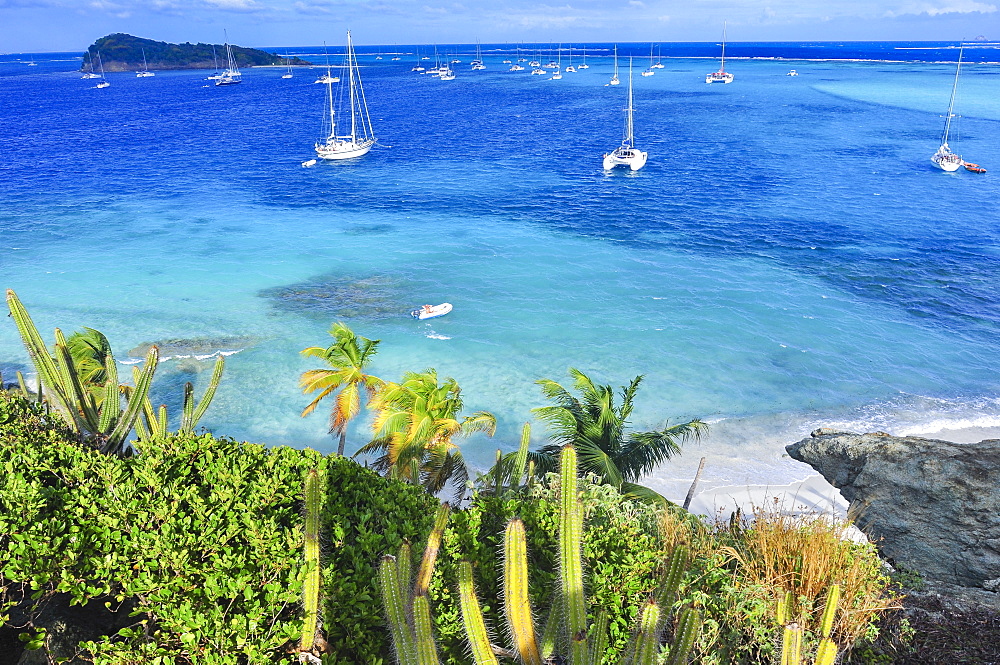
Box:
2 44 998 499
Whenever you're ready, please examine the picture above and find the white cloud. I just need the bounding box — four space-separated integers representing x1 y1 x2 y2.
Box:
885 0 996 15
628 0 645 7
204 0 259 8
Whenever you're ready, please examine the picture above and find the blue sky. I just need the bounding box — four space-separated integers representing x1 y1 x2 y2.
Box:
1 0 996 53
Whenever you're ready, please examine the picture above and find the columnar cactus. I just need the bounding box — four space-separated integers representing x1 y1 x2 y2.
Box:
379 502 452 665
776 585 841 665
299 468 324 656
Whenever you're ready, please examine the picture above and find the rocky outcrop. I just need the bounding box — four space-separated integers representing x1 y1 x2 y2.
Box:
786 429 1000 589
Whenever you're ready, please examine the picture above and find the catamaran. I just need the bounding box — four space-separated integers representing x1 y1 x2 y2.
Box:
578 46 589 69
706 22 734 84
282 52 293 78
95 51 110 88
565 45 576 73
216 34 242 85
315 31 377 160
136 48 155 77
551 44 562 79
608 45 620 85
603 59 647 171
931 46 966 172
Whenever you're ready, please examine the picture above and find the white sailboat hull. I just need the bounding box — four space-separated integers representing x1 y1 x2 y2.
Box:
706 72 734 84
932 146 963 172
603 149 648 171
316 138 375 160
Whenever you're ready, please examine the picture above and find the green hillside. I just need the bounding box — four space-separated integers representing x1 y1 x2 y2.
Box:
82 33 311 72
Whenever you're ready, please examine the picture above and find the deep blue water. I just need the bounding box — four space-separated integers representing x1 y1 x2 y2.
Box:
1 42 998 498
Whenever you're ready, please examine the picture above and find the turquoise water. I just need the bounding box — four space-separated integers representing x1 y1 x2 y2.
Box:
2 45 998 498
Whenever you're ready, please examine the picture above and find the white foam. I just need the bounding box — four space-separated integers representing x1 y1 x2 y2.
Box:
426 333 451 340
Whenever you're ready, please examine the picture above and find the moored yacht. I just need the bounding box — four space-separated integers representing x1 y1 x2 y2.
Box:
603 59 647 171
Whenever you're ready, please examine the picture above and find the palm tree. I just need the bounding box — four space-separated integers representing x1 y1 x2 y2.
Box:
357 369 496 499
300 323 384 456
530 368 707 504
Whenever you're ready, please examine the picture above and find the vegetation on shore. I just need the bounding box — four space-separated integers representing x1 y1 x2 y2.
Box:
0 291 906 663
82 33 312 72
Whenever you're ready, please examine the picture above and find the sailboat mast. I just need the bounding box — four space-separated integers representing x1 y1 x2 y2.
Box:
942 46 963 145
626 59 634 147
720 21 727 73
326 60 335 140
348 32 357 142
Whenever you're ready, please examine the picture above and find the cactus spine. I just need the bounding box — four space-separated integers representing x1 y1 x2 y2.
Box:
300 469 324 655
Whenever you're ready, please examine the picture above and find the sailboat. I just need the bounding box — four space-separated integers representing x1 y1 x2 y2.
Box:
565 45 575 73
315 43 340 83
706 22 734 84
509 45 525 71
642 43 655 76
578 46 589 69
391 44 401 61
95 51 110 88
136 48 155 77
931 46 967 172
472 41 486 70
216 33 242 86
412 47 426 72
551 44 562 79
439 56 456 80
603 59 647 171
608 45 620 85
207 45 223 80
652 44 664 69
315 31 377 160
282 52 294 78
26 54 37 66
82 50 101 79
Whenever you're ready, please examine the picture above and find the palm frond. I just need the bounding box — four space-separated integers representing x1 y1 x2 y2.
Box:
617 419 707 481
575 441 625 488
620 481 669 506
460 411 497 437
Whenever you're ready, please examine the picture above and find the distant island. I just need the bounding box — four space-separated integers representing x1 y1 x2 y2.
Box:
81 33 312 72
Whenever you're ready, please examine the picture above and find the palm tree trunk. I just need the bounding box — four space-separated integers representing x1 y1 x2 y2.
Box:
338 431 347 457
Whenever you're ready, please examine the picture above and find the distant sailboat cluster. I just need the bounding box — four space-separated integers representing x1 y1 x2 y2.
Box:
74 34 985 175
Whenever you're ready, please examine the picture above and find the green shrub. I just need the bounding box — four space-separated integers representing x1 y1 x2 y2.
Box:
0 391 435 664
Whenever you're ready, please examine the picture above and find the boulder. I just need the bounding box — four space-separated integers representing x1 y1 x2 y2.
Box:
786 429 1000 589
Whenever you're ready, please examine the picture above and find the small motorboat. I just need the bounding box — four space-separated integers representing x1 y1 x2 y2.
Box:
963 161 986 173
301 159 317 167
786 69 798 76
411 303 452 320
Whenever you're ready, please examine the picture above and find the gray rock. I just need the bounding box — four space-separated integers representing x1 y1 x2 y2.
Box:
786 430 1000 588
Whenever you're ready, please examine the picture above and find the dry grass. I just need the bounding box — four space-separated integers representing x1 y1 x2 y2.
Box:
719 506 901 648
